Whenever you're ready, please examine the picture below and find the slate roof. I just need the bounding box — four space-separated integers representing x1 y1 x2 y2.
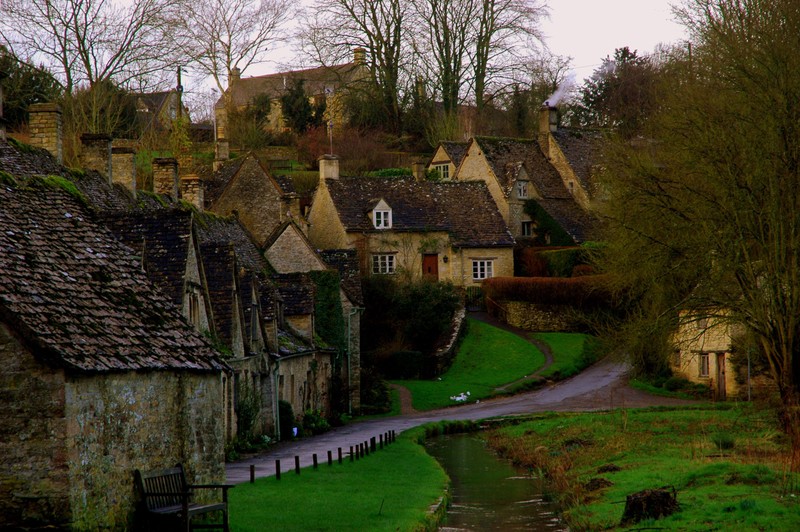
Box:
100 209 195 308
324 176 514 248
435 141 468 167
272 273 315 317
319 249 364 306
217 62 365 109
471 136 569 199
199 242 238 347
535 197 598 243
551 129 604 193
195 213 277 324
0 140 227 373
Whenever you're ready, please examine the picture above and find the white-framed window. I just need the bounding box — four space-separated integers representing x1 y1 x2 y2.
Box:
434 163 450 180
699 352 710 377
472 259 493 281
372 253 396 274
374 209 392 229
521 221 533 237
516 180 529 199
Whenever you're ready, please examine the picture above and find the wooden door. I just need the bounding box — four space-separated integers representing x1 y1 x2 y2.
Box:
716 353 727 400
422 254 438 280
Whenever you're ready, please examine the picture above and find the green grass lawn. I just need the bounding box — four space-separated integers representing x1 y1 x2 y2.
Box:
488 405 800 531
535 332 596 379
394 318 546 411
229 428 447 531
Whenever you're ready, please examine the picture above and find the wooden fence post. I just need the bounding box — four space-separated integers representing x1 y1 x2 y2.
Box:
295 456 300 474
276 459 281 480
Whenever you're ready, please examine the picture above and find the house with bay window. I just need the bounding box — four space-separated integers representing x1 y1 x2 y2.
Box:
307 156 514 286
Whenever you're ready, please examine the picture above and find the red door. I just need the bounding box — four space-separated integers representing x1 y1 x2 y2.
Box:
422 254 439 280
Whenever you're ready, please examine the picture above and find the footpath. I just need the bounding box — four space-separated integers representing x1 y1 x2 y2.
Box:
227 310 693 483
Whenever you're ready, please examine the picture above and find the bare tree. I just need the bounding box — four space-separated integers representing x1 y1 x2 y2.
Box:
169 0 291 95
297 0 409 133
470 0 547 112
0 0 178 93
412 0 477 116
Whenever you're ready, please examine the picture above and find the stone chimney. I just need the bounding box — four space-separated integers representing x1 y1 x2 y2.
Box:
80 133 112 183
411 161 427 181
213 139 230 171
229 67 241 87
0 70 7 141
152 157 179 198
111 146 136 195
539 104 558 135
319 154 339 180
28 103 63 164
180 173 204 210
353 47 366 65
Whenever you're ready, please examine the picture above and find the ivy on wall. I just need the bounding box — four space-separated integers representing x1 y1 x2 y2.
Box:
309 270 347 356
523 199 575 246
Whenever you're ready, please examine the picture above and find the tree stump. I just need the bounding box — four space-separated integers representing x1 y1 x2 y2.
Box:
620 487 678 526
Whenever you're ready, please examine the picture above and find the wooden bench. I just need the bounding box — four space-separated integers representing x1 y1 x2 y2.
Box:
134 464 234 531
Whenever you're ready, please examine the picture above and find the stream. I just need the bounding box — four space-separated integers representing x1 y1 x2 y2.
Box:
425 433 567 531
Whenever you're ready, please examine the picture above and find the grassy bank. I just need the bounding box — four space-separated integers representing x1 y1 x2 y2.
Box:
487 405 800 530
394 318 546 411
229 428 448 531
535 332 595 380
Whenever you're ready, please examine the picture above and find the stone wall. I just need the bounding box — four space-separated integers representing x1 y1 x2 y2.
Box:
277 351 333 419
504 300 575 331
64 371 225 529
0 322 226 529
0 323 70 529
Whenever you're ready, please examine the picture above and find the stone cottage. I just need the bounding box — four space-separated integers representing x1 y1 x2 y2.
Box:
0 138 229 529
308 156 515 286
214 48 369 140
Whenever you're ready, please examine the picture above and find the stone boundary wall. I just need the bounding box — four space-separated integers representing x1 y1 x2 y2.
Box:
504 300 575 332
432 307 467 375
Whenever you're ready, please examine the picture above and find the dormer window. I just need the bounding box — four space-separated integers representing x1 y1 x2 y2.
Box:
374 209 391 228
516 180 529 199
372 199 393 229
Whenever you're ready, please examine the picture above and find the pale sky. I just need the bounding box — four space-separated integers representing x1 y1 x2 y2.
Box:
542 0 687 82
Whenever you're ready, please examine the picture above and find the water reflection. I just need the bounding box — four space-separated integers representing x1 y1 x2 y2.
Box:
425 433 566 531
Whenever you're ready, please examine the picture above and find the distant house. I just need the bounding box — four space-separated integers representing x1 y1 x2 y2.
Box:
0 138 229 529
214 49 369 140
672 315 736 400
134 89 187 134
308 157 514 286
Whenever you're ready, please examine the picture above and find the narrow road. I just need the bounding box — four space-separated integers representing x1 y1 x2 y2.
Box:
226 358 693 483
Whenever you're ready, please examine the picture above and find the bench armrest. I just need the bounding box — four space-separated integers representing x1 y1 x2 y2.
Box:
144 490 192 498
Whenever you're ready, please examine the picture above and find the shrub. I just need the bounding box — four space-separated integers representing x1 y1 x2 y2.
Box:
235 384 261 443
663 376 692 392
302 409 331 436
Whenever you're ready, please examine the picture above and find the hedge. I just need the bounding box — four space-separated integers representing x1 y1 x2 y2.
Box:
482 275 610 308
